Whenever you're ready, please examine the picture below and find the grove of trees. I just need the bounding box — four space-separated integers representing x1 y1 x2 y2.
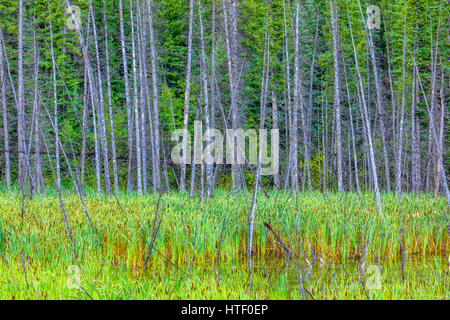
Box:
0 0 448 209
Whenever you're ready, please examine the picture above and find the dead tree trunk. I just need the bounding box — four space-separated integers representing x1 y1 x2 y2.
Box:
0 30 10 188
119 0 135 192
395 4 407 198
347 6 382 217
145 0 161 192
103 0 119 193
330 0 343 192
198 0 213 198
90 1 112 195
181 0 194 192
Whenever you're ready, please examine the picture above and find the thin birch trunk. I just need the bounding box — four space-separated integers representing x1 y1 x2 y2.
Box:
130 0 142 194
347 6 382 217
137 0 147 194
290 0 300 191
49 3 61 191
425 9 441 192
0 29 10 188
282 0 292 189
249 10 270 266
80 65 88 190
330 0 343 192
103 0 119 193
395 3 407 198
145 0 161 192
92 92 101 193
198 0 213 198
344 66 361 193
17 0 27 188
357 0 390 191
31 23 43 194
181 0 194 192
272 88 280 188
119 0 134 192
90 1 111 195
434 68 444 198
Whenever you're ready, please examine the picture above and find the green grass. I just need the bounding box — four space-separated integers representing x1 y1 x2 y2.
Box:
0 190 448 299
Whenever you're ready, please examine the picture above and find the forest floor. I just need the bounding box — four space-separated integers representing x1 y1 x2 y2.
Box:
0 190 448 299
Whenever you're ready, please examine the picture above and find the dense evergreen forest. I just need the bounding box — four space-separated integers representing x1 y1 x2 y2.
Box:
0 0 448 208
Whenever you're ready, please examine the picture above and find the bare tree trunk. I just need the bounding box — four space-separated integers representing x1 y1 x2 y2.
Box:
137 0 147 194
80 65 88 190
103 0 119 193
344 66 361 193
90 1 111 195
290 0 300 191
411 41 418 194
140 3 157 193
49 3 61 191
210 0 217 190
180 0 194 192
198 0 213 198
31 23 43 194
384 20 397 183
434 68 445 198
330 0 343 192
0 30 10 189
79 13 92 192
92 92 101 193
321 94 327 192
357 0 390 191
189 105 201 199
145 0 161 192
129 0 142 194
249 10 269 265
395 3 407 198
347 6 382 216
119 0 134 192
17 0 27 188
304 10 319 190
282 0 292 189
426 9 441 192
230 0 240 193
272 88 280 188
223 0 240 195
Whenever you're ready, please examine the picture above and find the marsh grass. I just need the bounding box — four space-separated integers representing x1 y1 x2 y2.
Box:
0 189 448 299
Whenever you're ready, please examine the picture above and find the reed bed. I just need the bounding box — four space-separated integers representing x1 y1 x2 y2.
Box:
0 190 448 299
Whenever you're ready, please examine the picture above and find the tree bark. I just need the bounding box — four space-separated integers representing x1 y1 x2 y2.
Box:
395 4 407 198
181 0 194 192
129 0 142 194
0 30 10 188
290 0 300 191
119 0 135 192
145 0 161 192
347 6 382 216
90 1 112 195
198 0 213 198
357 0 391 191
330 0 343 192
103 0 119 193
49 3 61 191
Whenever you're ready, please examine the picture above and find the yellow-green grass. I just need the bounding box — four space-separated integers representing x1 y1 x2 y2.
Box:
0 190 448 299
